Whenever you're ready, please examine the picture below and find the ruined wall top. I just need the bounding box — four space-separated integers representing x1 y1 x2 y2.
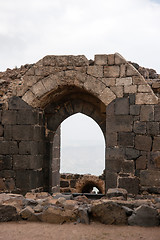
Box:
0 53 159 109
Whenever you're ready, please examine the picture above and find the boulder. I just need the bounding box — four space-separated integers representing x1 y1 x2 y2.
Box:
37 205 78 224
128 204 159 226
107 188 128 200
0 205 18 222
91 201 127 225
20 206 38 221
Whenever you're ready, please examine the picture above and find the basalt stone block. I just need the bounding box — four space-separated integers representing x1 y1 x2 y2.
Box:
0 155 12 170
0 170 15 178
8 96 32 110
2 111 17 125
133 121 146 134
106 132 117 147
0 111 2 123
115 98 129 115
19 141 45 155
0 125 3 137
106 115 133 132
118 177 140 195
125 148 140 160
13 155 43 170
130 105 140 115
106 147 124 159
16 170 43 192
147 122 159 136
12 125 34 141
140 170 160 187
122 160 134 174
136 156 147 170
118 132 134 147
135 135 152 151
154 105 160 121
105 171 117 190
140 105 154 121
17 110 39 125
106 158 123 172
152 137 160 151
0 141 18 154
149 151 160 169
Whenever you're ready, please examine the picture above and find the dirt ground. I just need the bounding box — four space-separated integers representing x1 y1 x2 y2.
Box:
0 221 160 240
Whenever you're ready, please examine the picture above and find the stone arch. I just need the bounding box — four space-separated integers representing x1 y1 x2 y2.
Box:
76 175 105 194
1 53 160 195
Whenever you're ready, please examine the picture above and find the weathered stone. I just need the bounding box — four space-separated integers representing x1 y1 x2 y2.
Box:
138 84 151 93
115 53 126 65
147 122 159 136
20 206 38 221
128 205 159 226
110 86 123 98
0 155 12 170
126 64 139 76
136 93 158 105
140 170 160 187
0 125 3 137
149 151 160 169
116 77 132 86
125 148 140 160
91 201 127 225
0 141 18 154
133 121 146 134
135 135 152 151
107 188 128 200
0 205 18 222
2 111 17 124
154 105 160 121
107 54 115 65
124 85 137 93
122 160 135 174
104 66 120 78
105 171 118 190
37 205 77 223
87 66 103 78
136 156 147 170
152 137 160 151
130 105 140 115
118 132 134 147
140 105 154 121
118 177 140 195
103 78 115 87
8 96 32 110
94 55 107 65
115 98 129 115
106 115 133 132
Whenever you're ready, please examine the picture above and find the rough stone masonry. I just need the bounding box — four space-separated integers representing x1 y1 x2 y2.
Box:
0 53 160 195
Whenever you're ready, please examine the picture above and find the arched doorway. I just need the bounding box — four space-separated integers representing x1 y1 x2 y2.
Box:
61 113 105 175
44 86 106 193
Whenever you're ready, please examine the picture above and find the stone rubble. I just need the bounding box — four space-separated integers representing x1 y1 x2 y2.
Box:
0 189 160 227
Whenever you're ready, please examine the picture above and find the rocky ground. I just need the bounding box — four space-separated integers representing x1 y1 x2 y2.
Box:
0 189 160 228
0 222 160 240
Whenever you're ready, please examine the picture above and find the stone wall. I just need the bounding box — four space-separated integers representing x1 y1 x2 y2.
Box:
0 53 160 196
0 97 45 194
60 173 105 194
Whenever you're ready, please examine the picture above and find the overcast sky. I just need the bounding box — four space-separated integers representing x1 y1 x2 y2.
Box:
1 0 160 175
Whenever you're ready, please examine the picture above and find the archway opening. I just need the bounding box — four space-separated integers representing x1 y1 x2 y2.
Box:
60 113 105 176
